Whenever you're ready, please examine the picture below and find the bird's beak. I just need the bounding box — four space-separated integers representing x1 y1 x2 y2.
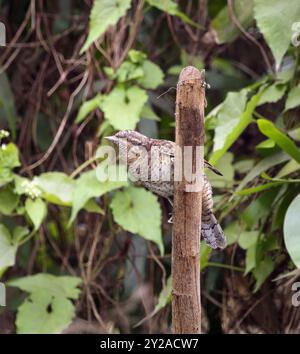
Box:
104 136 118 145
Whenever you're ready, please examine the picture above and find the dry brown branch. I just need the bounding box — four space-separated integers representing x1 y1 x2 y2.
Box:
172 66 205 334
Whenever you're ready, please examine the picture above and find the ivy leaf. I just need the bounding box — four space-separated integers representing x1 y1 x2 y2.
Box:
257 119 300 164
102 86 148 130
110 186 163 254
115 61 144 83
70 168 128 224
8 273 81 299
25 198 47 231
80 0 132 53
146 0 198 27
35 172 75 206
15 291 75 334
254 0 300 69
0 143 20 186
8 274 81 334
0 186 19 215
138 60 164 89
284 194 300 268
0 224 17 273
128 49 146 63
285 83 300 111
75 94 103 124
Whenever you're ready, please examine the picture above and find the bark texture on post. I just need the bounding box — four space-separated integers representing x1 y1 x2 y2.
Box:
172 66 205 334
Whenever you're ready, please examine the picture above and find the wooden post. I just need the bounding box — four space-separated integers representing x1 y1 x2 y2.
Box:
172 66 205 334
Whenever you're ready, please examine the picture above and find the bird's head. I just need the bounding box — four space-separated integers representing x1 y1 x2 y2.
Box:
105 130 150 165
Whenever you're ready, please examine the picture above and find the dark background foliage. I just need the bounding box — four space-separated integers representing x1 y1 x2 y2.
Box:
0 0 300 334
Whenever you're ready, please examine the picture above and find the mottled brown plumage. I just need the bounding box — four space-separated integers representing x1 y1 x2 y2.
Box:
105 130 226 249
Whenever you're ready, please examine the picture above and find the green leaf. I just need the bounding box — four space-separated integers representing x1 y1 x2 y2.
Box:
273 189 297 229
200 242 212 269
242 188 279 228
212 89 248 152
254 0 300 69
13 226 30 243
70 168 127 224
288 127 300 142
80 0 132 53
16 291 75 334
0 186 19 215
83 199 105 215
8 273 81 299
258 84 286 105
234 159 255 174
252 255 274 292
238 231 259 250
35 172 75 206
236 181 283 196
128 49 147 63
102 85 148 130
110 186 163 254
276 159 300 178
0 224 17 273
138 60 164 89
261 172 300 184
224 222 240 245
212 0 254 43
8 273 81 334
140 103 160 121
0 72 17 138
285 83 300 111
75 94 103 124
245 243 256 275
0 143 20 168
25 198 47 231
115 61 144 83
236 151 289 192
284 194 300 268
146 0 198 27
257 119 300 164
211 89 261 165
256 139 275 150
206 152 234 188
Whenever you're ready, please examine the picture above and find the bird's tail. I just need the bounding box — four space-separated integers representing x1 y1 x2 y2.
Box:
201 213 226 249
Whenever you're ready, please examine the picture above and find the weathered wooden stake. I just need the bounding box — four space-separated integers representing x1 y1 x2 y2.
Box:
172 66 205 334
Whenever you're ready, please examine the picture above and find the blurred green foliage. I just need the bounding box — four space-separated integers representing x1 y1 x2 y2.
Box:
1 0 300 334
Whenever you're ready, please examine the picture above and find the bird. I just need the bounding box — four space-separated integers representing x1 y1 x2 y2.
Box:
105 130 226 249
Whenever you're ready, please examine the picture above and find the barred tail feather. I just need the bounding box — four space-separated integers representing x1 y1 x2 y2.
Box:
201 213 226 249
